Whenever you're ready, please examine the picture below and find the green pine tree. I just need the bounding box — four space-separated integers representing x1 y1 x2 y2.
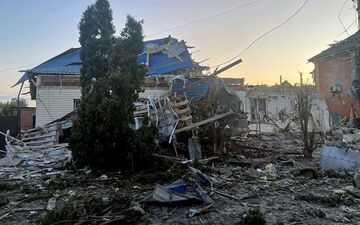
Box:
78 0 115 94
71 0 156 171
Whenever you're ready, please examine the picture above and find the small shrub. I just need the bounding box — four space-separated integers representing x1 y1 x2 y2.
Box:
237 208 266 225
40 203 78 225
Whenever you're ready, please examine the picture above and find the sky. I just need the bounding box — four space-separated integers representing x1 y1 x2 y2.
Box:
0 0 358 101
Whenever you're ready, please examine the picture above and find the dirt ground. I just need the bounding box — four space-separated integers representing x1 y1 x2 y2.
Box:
0 133 359 225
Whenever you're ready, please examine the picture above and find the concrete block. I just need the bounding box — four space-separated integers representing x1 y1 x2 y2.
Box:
320 145 360 171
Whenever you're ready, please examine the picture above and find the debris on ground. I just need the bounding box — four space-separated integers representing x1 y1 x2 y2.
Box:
0 128 358 224
0 120 72 180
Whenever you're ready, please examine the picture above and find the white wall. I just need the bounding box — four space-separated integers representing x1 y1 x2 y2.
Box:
266 96 296 119
235 91 247 112
35 85 168 127
138 87 169 99
36 86 81 127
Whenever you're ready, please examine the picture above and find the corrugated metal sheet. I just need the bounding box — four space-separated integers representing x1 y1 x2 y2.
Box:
139 40 193 75
14 37 194 86
14 48 81 86
171 77 214 100
143 36 178 50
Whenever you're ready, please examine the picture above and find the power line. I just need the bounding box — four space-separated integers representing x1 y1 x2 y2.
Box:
146 0 266 38
211 0 310 69
0 63 39 73
0 0 266 74
338 0 351 37
339 19 357 35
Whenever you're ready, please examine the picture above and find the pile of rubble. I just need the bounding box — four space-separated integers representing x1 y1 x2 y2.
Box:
0 120 72 180
320 127 360 171
0 131 359 224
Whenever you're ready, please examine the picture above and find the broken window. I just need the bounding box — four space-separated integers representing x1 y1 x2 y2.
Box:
250 98 266 121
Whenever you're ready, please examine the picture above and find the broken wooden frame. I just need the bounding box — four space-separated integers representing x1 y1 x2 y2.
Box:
0 120 73 179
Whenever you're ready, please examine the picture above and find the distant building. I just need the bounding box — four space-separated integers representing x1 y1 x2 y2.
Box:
229 81 330 133
13 36 199 126
309 31 360 124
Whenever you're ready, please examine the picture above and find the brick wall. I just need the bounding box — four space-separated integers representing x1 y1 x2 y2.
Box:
315 58 356 119
39 75 80 86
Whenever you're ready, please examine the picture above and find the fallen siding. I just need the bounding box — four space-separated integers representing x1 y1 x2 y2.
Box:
320 145 360 171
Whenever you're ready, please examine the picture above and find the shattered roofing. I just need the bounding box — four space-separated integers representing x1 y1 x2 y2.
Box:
14 37 194 86
309 30 360 62
139 40 193 75
171 77 214 100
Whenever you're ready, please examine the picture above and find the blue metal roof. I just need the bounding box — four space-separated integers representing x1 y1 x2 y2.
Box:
14 37 194 86
14 48 82 86
143 36 178 50
171 77 214 100
139 40 193 75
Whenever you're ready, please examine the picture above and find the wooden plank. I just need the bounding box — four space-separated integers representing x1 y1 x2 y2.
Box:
39 144 69 152
213 59 242 76
152 153 185 162
22 133 56 141
179 115 192 122
0 131 23 144
23 129 57 138
166 48 183 62
29 143 56 150
171 100 189 108
25 127 42 132
25 123 57 133
24 138 56 146
175 107 190 115
174 112 233 134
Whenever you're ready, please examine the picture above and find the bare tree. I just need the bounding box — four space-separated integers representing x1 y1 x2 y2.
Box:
297 72 316 158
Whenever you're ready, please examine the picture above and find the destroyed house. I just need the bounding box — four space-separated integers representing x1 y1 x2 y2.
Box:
245 81 296 122
13 36 196 126
309 31 360 124
230 82 330 133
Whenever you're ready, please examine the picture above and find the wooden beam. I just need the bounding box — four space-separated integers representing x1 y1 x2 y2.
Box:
152 153 185 162
22 133 57 141
175 107 190 115
179 115 192 122
171 100 189 108
214 59 243 76
174 112 233 134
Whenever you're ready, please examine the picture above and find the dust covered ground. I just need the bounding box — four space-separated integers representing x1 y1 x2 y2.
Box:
0 133 359 225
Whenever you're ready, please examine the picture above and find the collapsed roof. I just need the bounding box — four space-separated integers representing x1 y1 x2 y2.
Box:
13 36 195 87
309 30 360 62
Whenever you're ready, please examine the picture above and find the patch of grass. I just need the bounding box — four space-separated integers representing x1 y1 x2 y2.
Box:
39 203 78 225
83 196 109 215
20 183 42 194
236 208 266 225
0 180 18 191
133 165 188 185
23 193 53 203
0 196 9 207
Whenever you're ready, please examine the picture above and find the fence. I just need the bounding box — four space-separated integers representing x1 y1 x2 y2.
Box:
0 115 19 151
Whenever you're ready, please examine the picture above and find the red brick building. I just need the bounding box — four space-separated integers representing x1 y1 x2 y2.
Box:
309 31 360 124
